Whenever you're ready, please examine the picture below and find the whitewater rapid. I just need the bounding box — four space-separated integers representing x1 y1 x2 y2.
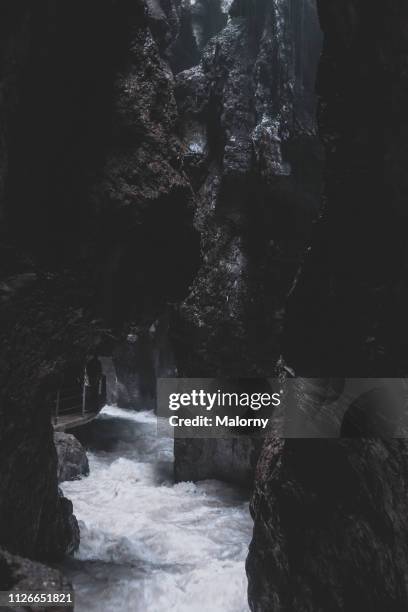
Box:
61 405 253 612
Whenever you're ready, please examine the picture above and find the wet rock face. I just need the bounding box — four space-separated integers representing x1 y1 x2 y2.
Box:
90 0 200 330
247 439 408 612
0 272 95 561
172 0 323 377
112 318 176 409
0 0 197 563
0 3 31 225
172 0 322 485
0 548 73 610
285 0 408 376
146 0 200 72
0 0 322 554
54 433 89 483
248 2 408 611
174 437 263 486
189 0 229 50
57 490 80 557
112 334 156 409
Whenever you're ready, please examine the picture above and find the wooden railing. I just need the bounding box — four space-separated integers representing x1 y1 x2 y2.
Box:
52 375 106 426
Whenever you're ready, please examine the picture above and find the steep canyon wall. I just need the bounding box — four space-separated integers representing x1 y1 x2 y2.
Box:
247 2 408 610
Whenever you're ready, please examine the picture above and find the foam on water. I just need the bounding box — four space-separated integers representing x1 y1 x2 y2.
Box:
62 406 252 612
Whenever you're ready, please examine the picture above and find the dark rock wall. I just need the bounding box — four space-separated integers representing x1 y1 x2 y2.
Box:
93 0 323 420
248 438 408 612
247 2 408 610
0 3 31 226
0 547 73 610
8 8 401 611
173 0 323 378
0 0 199 563
0 0 323 566
0 273 93 560
111 316 176 409
54 432 89 483
172 0 322 484
0 0 109 560
112 332 156 409
189 0 229 51
285 0 408 377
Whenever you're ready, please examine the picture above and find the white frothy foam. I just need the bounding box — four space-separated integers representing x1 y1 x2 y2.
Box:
62 406 252 612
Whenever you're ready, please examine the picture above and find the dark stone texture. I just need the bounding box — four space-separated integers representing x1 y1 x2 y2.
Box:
112 333 156 409
173 0 322 378
0 0 321 560
112 316 176 409
146 0 200 72
3 2 408 608
0 0 321 501
54 433 89 483
189 0 229 51
247 438 408 612
247 2 408 611
172 0 323 484
0 3 31 226
174 437 263 486
89 0 200 331
285 0 408 377
0 0 198 565
0 547 73 611
0 273 94 561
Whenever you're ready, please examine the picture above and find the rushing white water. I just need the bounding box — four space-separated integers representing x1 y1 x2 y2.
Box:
61 406 252 612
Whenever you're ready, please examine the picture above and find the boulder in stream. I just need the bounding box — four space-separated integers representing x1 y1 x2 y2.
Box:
54 432 89 483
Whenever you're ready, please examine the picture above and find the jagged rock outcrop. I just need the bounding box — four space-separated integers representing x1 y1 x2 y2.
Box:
247 2 408 610
0 0 323 557
0 0 198 565
112 333 156 409
0 547 73 611
248 438 408 611
89 0 200 331
54 433 89 483
172 0 322 484
175 437 263 486
145 0 200 72
173 0 322 377
189 0 230 50
112 317 176 409
4 4 408 608
285 0 408 376
0 274 91 560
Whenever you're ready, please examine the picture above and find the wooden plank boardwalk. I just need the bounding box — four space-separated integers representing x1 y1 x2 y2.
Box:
51 375 106 432
53 410 102 432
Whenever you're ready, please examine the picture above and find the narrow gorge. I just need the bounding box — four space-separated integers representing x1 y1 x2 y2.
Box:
1 1 408 611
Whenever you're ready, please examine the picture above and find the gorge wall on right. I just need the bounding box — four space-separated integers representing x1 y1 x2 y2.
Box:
247 2 408 611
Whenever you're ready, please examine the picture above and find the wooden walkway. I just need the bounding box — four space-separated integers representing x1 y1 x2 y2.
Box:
53 410 102 432
51 375 106 432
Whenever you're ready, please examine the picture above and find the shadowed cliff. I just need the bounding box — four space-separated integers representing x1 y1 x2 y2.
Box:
247 2 408 610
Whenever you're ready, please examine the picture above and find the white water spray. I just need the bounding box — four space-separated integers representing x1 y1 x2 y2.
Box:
62 406 252 612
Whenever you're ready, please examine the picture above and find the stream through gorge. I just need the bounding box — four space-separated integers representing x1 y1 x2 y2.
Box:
61 406 253 612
